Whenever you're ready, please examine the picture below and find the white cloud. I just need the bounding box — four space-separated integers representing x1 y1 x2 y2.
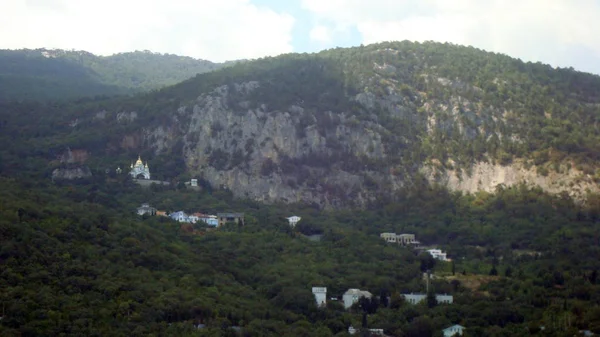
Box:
0 0 295 62
302 0 600 74
309 25 333 44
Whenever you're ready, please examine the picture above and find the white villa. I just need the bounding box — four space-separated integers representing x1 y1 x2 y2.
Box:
312 287 327 307
402 293 454 305
287 216 301 227
443 324 465 336
130 156 150 179
380 233 420 247
136 203 156 216
343 288 373 309
427 249 449 261
170 211 189 222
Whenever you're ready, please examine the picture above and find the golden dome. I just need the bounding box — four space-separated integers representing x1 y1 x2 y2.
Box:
135 155 143 166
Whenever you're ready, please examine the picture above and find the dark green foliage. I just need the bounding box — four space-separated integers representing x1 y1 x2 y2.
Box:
0 49 224 102
0 172 599 335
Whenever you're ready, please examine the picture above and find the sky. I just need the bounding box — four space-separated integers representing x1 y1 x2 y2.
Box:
1 0 600 74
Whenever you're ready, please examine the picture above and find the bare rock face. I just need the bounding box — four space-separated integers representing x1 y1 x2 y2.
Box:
422 160 600 201
188 85 387 207
52 166 92 180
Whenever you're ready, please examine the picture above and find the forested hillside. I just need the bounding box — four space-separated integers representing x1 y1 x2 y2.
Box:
1 171 600 336
0 49 223 101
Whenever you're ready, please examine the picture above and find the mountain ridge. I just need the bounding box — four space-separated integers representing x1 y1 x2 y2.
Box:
0 48 225 102
1 41 599 207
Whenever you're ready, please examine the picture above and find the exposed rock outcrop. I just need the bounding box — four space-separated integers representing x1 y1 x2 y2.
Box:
52 166 92 180
422 161 599 200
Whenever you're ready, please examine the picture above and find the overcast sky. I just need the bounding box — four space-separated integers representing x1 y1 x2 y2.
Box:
1 0 599 74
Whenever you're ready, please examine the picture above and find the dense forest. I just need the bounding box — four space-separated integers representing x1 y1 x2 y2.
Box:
1 172 600 336
0 49 225 102
1 41 600 336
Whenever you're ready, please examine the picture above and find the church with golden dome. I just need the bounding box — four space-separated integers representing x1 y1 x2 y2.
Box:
129 156 150 179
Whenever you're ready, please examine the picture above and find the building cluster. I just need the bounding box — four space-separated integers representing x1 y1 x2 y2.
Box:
312 286 460 336
136 204 244 228
311 287 454 309
380 232 451 261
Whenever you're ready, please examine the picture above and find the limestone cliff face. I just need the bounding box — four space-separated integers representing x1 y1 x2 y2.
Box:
422 161 599 200
169 82 401 208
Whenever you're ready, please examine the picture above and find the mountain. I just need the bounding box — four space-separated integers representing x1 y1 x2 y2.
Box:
1 41 600 208
0 49 224 101
3 41 600 336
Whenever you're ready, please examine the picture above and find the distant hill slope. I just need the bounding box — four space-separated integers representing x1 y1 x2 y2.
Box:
1 41 599 207
0 49 224 101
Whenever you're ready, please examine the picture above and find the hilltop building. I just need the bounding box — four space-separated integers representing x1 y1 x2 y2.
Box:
130 156 150 179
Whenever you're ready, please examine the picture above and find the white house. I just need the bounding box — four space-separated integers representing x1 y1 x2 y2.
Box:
442 324 465 337
402 293 453 304
343 289 372 309
191 178 198 187
287 216 301 227
312 287 327 307
380 233 420 246
136 203 156 216
380 232 398 243
348 326 384 335
427 249 449 261
169 211 189 222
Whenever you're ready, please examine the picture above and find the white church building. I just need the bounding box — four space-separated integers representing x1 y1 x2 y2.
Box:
130 156 150 179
